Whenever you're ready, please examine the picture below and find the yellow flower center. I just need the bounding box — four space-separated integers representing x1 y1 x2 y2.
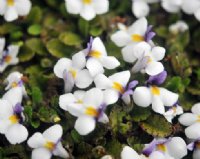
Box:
82 0 92 4
9 115 19 124
85 107 99 117
151 86 160 95
196 142 200 149
131 34 144 42
7 0 14 6
157 144 167 152
197 116 200 122
44 141 55 151
88 50 102 58
112 82 125 94
11 82 18 88
76 100 83 104
4 55 12 63
69 69 77 79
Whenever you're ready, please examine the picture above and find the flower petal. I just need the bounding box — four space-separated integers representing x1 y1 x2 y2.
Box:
98 113 109 124
179 113 198 126
54 58 72 78
75 116 96 135
149 151 165 159
65 0 82 14
43 124 63 143
53 142 69 158
182 0 200 14
93 0 109 14
80 5 96 21
15 0 32 16
109 71 130 87
59 93 76 111
185 123 200 139
4 7 18 22
166 137 187 159
111 30 131 47
91 37 107 56
104 89 119 105
145 61 164 76
6 124 28 144
151 46 166 61
0 0 6 15
0 99 13 119
132 1 150 18
0 119 11 134
161 1 181 13
193 149 200 159
64 71 75 93
122 44 137 63
94 74 112 89
32 148 52 159
133 87 152 107
75 69 93 89
72 51 86 69
160 88 179 106
121 146 140 159
152 96 165 114
100 56 120 69
195 8 200 21
74 90 86 101
86 58 104 77
0 38 5 53
191 103 200 115
27 132 45 148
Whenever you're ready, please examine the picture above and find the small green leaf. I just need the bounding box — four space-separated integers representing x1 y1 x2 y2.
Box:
90 27 103 36
31 87 43 104
131 106 151 122
28 24 42 36
59 32 82 46
18 44 35 62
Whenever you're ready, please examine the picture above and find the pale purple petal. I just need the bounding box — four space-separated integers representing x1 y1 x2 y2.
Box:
128 80 138 90
145 25 156 42
132 56 149 73
147 71 167 85
187 142 195 151
14 103 23 114
87 36 93 55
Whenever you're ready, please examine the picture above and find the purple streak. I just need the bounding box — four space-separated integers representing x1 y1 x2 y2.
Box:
145 25 156 42
147 71 167 85
14 103 23 114
87 36 93 55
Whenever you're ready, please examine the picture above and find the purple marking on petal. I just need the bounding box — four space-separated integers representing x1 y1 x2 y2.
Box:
97 103 107 121
147 71 167 85
145 25 156 42
187 142 195 151
14 103 23 114
18 80 24 87
123 90 133 97
128 80 138 90
86 36 93 55
132 56 149 73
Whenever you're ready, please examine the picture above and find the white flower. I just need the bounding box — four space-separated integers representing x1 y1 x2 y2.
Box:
161 0 182 13
0 99 28 144
28 124 69 159
179 103 200 139
187 138 200 159
133 85 178 114
0 0 31 22
111 18 156 63
65 0 109 21
169 20 189 34
94 71 138 105
0 38 19 73
54 56 93 93
164 104 183 123
131 42 165 76
101 155 113 159
142 137 187 159
60 88 114 135
132 0 159 18
74 37 120 77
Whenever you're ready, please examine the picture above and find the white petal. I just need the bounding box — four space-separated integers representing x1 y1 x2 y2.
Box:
192 103 200 115
59 93 76 111
98 113 109 124
74 90 86 101
152 96 165 114
151 46 166 61
111 30 131 47
122 94 131 105
3 87 23 106
80 5 96 21
149 151 165 159
0 37 5 53
32 148 52 159
159 88 179 106
185 123 200 139
182 0 200 14
0 99 13 119
127 17 148 36
91 37 107 56
93 0 109 14
67 103 85 117
121 146 140 159
94 74 112 89
54 58 72 78
132 1 150 18
83 88 103 107
43 124 62 143
161 1 181 13
0 119 11 134
195 8 200 21
0 63 8 73
4 7 18 22
109 71 130 87
53 142 69 158
145 61 164 76
27 132 45 148
133 87 152 107
0 0 6 15
6 124 28 144
193 149 200 159
178 113 198 126
72 51 86 69
166 137 187 159
100 56 120 69
75 116 96 135
122 44 137 63
15 0 32 16
133 42 151 59
104 89 119 105
86 58 104 77
64 72 75 93
65 0 82 14
75 69 93 89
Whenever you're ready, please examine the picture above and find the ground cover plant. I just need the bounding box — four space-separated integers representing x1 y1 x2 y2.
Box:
0 0 200 159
